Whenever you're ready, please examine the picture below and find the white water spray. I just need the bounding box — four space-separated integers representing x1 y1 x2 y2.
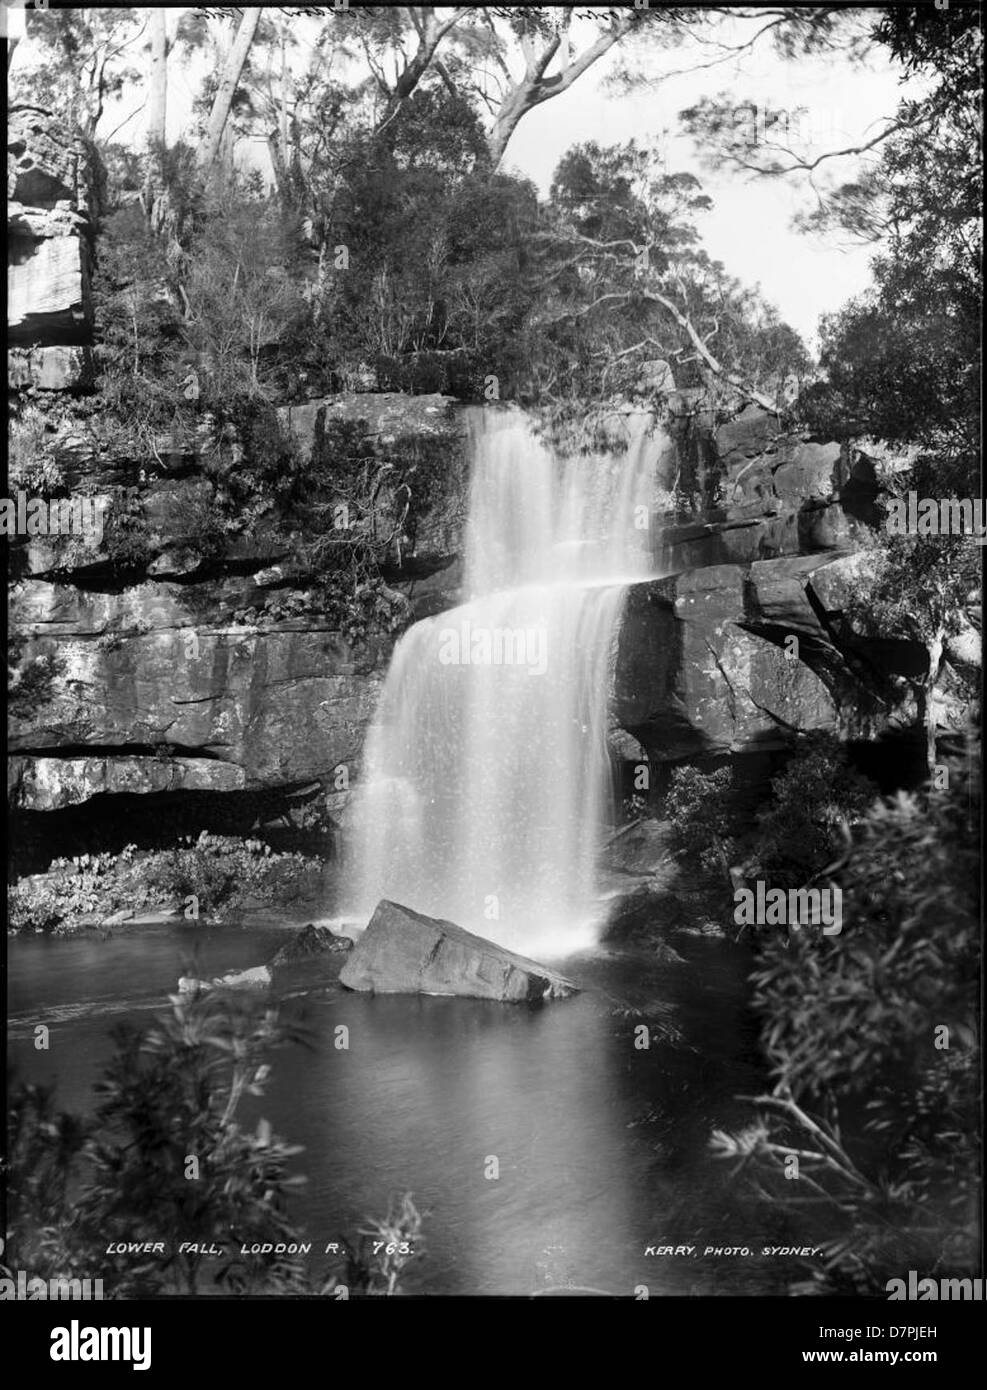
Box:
345 407 662 956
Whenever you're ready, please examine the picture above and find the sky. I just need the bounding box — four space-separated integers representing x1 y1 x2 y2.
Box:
10 6 921 349
501 14 919 347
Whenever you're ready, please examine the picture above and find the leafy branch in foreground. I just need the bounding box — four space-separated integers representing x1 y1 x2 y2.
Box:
5 991 425 1297
712 762 981 1294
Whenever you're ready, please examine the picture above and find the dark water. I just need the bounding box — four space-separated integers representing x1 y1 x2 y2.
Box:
8 921 798 1295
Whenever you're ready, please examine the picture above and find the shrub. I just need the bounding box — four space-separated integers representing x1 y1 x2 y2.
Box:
140 833 318 921
713 761 980 1294
103 501 152 574
747 734 876 889
7 634 65 721
8 848 145 935
664 764 736 878
7 836 322 935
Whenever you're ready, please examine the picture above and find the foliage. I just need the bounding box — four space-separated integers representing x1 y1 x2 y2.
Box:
87 992 309 1295
747 735 876 890
523 140 810 448
180 189 310 398
94 203 180 382
791 8 981 677
6 991 426 1296
714 763 980 1294
7 634 65 722
839 523 980 651
125 833 319 921
664 765 736 878
102 496 152 574
329 1191 425 1297
5 1082 91 1285
315 99 537 396
665 738 877 896
7 835 321 935
14 7 145 138
7 406 65 496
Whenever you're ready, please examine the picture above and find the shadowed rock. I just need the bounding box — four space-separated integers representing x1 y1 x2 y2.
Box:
269 923 354 965
339 900 578 1002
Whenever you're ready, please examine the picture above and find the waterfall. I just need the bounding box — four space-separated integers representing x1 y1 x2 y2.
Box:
344 406 662 956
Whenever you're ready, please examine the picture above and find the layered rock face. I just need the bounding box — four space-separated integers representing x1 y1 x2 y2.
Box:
8 395 468 820
8 107 98 392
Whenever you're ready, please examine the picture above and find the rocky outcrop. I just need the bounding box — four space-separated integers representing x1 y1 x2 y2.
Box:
612 550 924 763
279 392 469 579
7 114 473 833
9 576 389 793
269 922 354 965
177 925 354 997
654 400 881 572
8 754 247 812
339 900 578 1002
8 107 99 390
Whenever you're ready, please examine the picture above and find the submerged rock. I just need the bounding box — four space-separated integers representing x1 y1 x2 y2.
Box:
178 964 272 994
266 922 354 993
339 900 578 1002
268 922 353 965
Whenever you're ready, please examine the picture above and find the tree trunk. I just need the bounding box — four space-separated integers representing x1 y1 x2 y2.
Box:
375 7 471 133
146 8 168 150
488 17 632 170
923 629 946 773
199 7 262 169
6 5 25 70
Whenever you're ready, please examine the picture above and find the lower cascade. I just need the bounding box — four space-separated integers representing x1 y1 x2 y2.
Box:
344 406 663 956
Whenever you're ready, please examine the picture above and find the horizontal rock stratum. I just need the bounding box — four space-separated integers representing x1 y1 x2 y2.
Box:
339 900 579 1002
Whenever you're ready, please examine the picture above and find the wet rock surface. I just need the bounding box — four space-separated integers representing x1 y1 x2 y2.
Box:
339 900 579 1002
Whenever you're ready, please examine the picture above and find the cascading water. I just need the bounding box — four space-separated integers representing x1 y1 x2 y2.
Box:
344 406 662 956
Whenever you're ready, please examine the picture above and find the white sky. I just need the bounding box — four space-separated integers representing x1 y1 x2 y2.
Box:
10 6 921 349
503 18 919 348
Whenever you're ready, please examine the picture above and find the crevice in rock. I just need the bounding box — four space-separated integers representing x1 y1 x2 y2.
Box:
10 741 231 760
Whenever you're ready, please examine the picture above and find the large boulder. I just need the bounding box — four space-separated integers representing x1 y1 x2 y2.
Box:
339 900 578 1002
8 203 93 346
